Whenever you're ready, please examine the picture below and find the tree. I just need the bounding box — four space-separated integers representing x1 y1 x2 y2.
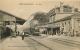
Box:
31 11 49 24
74 8 78 12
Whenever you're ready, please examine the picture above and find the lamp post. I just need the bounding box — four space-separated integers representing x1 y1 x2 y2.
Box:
10 19 12 40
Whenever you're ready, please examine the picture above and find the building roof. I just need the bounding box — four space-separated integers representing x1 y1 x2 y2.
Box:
47 4 79 17
0 10 26 25
53 15 72 23
53 13 80 23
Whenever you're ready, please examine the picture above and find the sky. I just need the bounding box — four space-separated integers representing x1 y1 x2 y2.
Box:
0 0 80 29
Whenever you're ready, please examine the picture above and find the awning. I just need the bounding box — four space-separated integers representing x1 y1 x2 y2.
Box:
0 10 26 25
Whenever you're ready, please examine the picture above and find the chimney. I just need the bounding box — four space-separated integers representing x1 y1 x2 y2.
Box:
55 6 56 13
60 2 63 13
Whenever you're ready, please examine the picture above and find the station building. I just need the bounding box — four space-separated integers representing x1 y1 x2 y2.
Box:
36 3 80 37
0 10 26 38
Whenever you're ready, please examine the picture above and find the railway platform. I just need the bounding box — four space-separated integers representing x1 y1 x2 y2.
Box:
0 36 30 50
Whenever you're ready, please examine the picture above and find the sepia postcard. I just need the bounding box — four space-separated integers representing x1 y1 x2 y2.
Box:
0 0 80 50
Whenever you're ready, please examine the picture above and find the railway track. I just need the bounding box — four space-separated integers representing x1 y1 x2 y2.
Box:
49 38 80 48
24 37 53 50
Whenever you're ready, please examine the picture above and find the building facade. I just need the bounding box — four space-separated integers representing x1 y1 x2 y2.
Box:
47 3 80 37
49 14 80 37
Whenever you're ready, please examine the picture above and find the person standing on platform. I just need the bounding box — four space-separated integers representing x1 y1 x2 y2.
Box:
18 31 19 36
22 32 25 40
